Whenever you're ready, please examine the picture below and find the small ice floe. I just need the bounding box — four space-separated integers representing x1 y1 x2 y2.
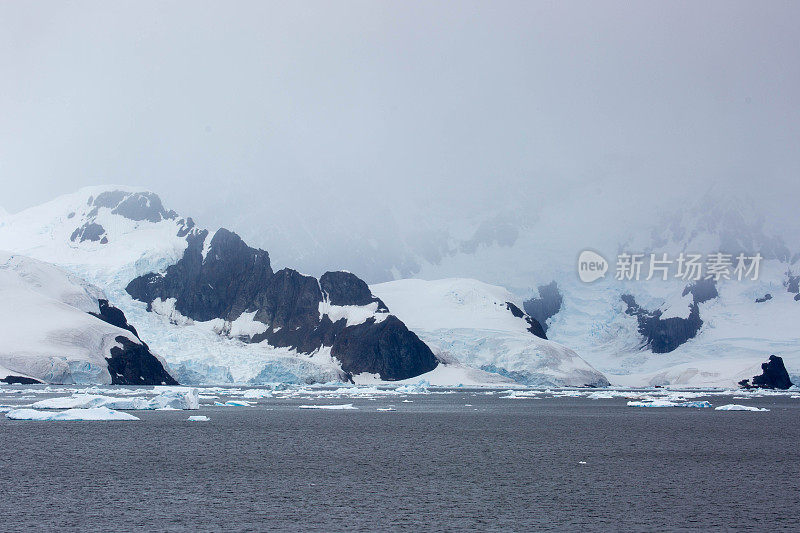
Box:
376 407 396 412
214 400 252 407
578 461 587 465
715 404 769 412
499 390 540 399
402 400 413 403
464 404 473 407
298 403 358 410
187 415 210 422
6 407 139 421
627 400 712 408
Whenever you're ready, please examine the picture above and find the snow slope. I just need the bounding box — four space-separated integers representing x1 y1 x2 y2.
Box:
371 278 609 387
0 252 160 384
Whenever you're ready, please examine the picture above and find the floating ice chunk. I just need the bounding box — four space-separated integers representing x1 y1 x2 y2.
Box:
149 388 200 410
6 407 139 421
298 403 357 410
376 407 396 411
187 415 210 421
578 461 587 465
214 400 252 407
627 400 711 408
715 404 769 411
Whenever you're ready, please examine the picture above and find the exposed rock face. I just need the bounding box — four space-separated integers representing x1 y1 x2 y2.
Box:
506 302 547 340
755 294 772 303
89 299 177 385
523 281 563 333
739 355 793 390
622 280 718 354
320 271 387 310
70 222 106 243
331 316 436 380
106 336 177 386
682 279 718 304
128 229 274 322
91 299 139 337
622 295 703 353
126 228 438 381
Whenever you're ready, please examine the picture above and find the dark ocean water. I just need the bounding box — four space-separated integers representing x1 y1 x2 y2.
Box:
1 390 799 532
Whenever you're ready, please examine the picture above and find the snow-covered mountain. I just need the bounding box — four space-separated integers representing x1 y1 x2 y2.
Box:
371 192 800 387
0 252 175 385
0 187 434 384
213 185 800 388
371 278 609 387
5 185 792 388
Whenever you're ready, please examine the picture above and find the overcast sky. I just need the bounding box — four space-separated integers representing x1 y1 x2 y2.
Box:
2 1 799 270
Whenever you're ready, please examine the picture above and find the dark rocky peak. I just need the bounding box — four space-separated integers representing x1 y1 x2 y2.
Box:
320 271 388 311
126 224 438 382
126 228 274 322
523 281 563 333
89 190 177 223
506 302 547 340
755 293 772 303
738 355 793 390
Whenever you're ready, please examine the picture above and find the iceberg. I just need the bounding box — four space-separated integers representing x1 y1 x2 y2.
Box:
187 415 210 421
715 404 769 411
298 403 357 410
214 400 252 407
6 406 139 421
627 400 712 408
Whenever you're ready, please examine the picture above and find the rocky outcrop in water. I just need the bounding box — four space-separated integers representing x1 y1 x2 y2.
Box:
738 355 793 390
126 228 438 381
